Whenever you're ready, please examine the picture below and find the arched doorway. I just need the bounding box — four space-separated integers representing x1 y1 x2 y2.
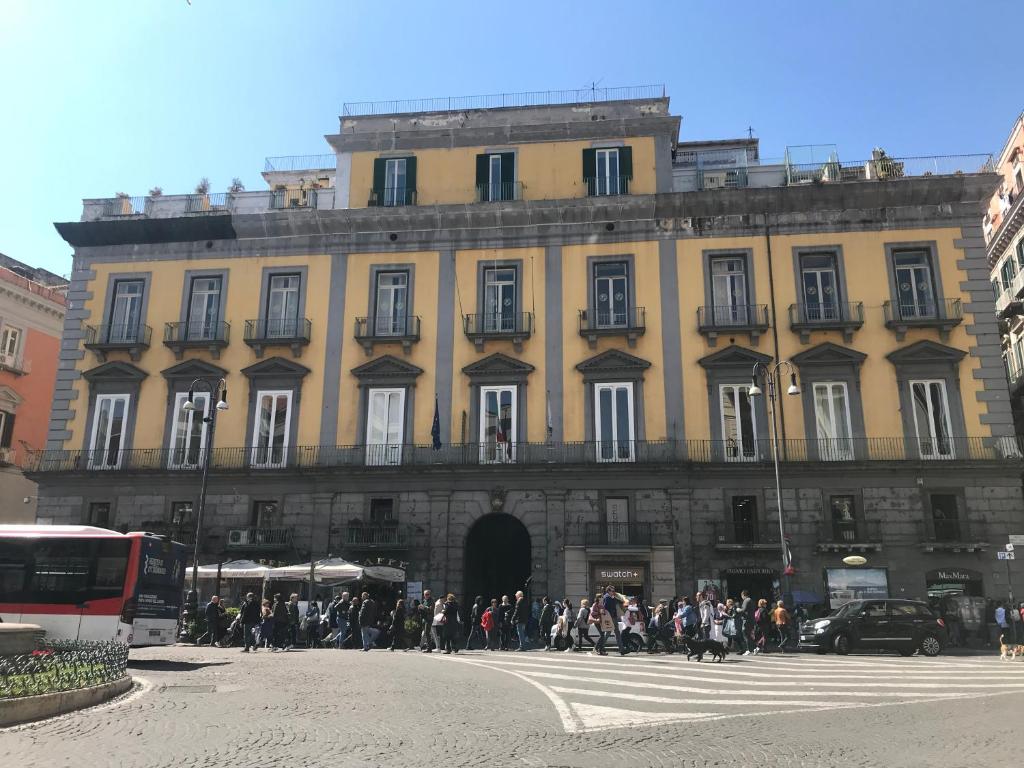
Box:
464 513 531 605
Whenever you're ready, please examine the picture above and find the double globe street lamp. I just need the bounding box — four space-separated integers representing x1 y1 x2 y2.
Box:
181 377 228 623
748 360 800 602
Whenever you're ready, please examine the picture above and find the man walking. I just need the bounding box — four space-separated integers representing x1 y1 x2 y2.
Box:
512 590 530 650
465 596 485 651
736 590 752 656
239 592 260 652
698 592 714 641
203 595 223 647
286 593 300 650
602 585 628 655
359 592 379 651
539 596 555 650
771 599 791 652
419 589 435 652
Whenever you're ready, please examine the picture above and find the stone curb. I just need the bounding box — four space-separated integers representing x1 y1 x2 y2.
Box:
0 676 133 727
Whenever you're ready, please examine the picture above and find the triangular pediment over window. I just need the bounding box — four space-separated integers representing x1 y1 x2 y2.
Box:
791 342 867 368
82 360 148 383
161 359 229 381
575 349 652 377
0 385 22 411
697 345 772 370
242 356 311 380
886 340 966 366
462 352 535 378
351 354 424 381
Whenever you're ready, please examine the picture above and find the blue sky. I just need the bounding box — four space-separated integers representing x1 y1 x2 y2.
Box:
1 1 1018 276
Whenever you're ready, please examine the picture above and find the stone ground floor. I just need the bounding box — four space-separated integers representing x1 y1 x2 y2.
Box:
33 462 1024 607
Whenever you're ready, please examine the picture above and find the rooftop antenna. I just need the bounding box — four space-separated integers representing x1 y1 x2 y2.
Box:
747 126 756 139
584 78 605 99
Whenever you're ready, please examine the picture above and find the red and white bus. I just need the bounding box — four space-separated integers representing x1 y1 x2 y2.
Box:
0 525 187 646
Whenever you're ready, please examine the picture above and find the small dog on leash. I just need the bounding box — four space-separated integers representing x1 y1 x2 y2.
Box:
999 634 1024 661
681 637 728 662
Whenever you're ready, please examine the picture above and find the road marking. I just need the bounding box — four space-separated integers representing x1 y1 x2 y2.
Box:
569 703 721 728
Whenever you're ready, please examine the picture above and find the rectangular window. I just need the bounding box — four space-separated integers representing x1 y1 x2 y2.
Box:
251 500 279 528
168 392 209 469
893 251 937 320
594 382 635 462
1016 239 1024 272
720 384 757 461
813 382 853 460
108 279 145 343
605 497 629 544
366 388 405 466
929 493 960 541
593 262 629 328
479 385 517 464
251 390 292 469
185 276 222 341
1001 257 1017 291
0 326 21 360
369 498 394 524
731 496 758 543
830 495 857 541
595 148 620 195
87 502 111 527
170 501 193 526
710 257 749 325
910 380 954 459
88 394 129 469
482 267 517 332
266 274 300 338
0 410 14 449
384 158 407 207
800 253 840 321
373 271 409 336
476 152 516 201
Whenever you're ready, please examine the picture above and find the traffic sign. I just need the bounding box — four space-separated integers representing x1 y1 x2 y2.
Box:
997 551 1016 560
1009 543 1016 552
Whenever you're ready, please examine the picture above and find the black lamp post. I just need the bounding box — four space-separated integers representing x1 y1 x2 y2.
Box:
181 377 228 626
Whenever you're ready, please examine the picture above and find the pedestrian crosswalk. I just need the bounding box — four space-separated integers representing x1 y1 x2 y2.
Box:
449 649 1024 733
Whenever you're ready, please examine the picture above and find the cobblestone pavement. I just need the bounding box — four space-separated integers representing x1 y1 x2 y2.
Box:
2 644 1023 768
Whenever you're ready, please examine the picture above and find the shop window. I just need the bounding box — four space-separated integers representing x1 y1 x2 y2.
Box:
88 502 111 528
369 498 394 524
731 496 757 542
251 500 279 528
929 493 960 541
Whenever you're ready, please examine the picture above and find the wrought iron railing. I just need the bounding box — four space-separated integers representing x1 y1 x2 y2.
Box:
184 192 229 213
84 323 152 347
0 640 128 699
584 175 631 196
818 519 882 543
697 304 770 329
344 525 409 547
270 188 319 209
226 527 293 549
713 522 781 546
883 298 963 324
243 318 311 342
572 522 672 547
354 315 421 339
578 306 646 332
264 154 337 172
164 321 230 344
789 301 864 325
463 312 534 337
368 187 416 207
924 519 969 543
475 181 523 202
785 154 993 185
102 196 149 216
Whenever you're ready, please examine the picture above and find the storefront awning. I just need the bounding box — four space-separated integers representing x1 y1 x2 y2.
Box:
265 557 365 583
195 560 271 579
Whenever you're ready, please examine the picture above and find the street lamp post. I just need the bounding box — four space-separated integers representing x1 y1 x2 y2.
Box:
748 360 800 603
181 377 228 626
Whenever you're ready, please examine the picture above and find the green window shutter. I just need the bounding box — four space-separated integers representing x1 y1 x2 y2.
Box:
476 154 489 189
405 156 417 203
619 146 633 179
500 152 516 185
0 413 13 448
582 148 596 181
372 158 386 202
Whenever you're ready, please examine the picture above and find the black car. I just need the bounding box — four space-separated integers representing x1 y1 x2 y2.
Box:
799 599 947 657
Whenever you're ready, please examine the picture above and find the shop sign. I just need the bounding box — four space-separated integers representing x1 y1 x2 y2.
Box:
925 568 982 583
594 565 646 583
363 565 406 583
724 567 776 576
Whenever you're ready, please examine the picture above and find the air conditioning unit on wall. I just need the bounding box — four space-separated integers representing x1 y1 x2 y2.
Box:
227 529 250 546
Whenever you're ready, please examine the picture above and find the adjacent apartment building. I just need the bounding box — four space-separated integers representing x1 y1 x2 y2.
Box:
0 254 67 522
34 86 1020 606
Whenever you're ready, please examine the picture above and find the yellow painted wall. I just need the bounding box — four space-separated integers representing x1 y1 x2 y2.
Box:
347 137 657 208
450 248 546 442
335 251 440 444
66 255 332 450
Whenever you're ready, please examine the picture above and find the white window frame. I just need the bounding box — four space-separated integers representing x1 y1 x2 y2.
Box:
384 158 407 206
593 262 629 329
894 251 937 320
909 379 954 459
365 387 405 466
109 279 145 343
720 383 758 462
266 274 301 338
594 381 635 463
374 271 409 336
483 267 517 333
88 394 130 469
250 389 293 469
594 148 621 196
0 326 21 358
812 381 854 461
488 154 503 201
168 392 209 470
479 385 517 464
710 257 749 325
185 276 222 341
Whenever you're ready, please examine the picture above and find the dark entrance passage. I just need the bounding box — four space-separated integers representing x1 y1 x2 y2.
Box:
464 513 531 605
724 568 777 603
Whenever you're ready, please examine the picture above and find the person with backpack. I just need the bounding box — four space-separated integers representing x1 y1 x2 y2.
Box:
602 585 628 656
677 596 698 639
465 596 486 651
441 593 461 654
481 598 497 650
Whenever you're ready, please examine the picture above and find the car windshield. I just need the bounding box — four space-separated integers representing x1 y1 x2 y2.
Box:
831 602 860 617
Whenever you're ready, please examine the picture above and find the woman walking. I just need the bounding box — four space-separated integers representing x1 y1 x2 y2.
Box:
721 598 738 651
304 598 321 648
441 593 461 654
753 598 771 654
589 592 612 656
574 599 594 652
258 598 274 649
389 598 407 651
347 596 361 650
539 596 555 651
710 600 726 644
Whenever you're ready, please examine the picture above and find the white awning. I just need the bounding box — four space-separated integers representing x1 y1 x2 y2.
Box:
195 560 271 579
265 557 364 583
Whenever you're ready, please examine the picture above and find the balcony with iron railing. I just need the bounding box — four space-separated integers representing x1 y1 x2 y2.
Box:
368 187 416 207
784 154 993 187
565 522 673 548
226 527 293 551
788 301 864 343
475 181 523 203
882 298 963 341
578 307 645 348
713 521 782 551
343 524 410 549
584 175 631 197
26 437 1024 474
354 315 421 355
816 520 882 552
83 323 152 362
919 519 987 552
82 188 336 222
164 321 230 359
696 304 770 346
270 188 320 210
463 312 533 351
243 318 311 358
264 154 337 173
0 351 30 375
988 180 1024 252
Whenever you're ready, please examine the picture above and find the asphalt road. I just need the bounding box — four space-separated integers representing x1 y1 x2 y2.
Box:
2 644 1022 768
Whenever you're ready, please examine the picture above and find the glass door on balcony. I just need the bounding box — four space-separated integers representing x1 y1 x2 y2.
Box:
800 253 839 321
88 394 129 469
731 496 757 543
595 382 635 462
366 388 404 466
813 382 853 460
830 495 857 541
595 148 620 195
168 392 209 469
910 380 953 459
894 251 937 319
711 257 748 325
251 390 291 468
930 493 961 541
0 326 20 363
593 262 629 328
185 276 222 340
483 267 516 332
266 274 300 338
374 271 408 336
480 385 516 463
108 280 144 343
384 158 407 207
720 384 757 461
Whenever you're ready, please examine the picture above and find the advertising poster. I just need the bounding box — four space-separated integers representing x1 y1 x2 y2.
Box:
823 567 889 608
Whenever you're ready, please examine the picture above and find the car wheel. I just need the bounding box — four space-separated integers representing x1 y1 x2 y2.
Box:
919 635 942 657
898 647 915 657
626 635 644 654
832 633 851 655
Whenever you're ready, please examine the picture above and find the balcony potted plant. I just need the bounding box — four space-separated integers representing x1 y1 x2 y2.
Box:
190 177 211 212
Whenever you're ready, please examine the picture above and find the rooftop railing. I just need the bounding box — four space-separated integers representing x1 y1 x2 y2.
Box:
264 154 337 173
341 84 665 116
786 154 993 186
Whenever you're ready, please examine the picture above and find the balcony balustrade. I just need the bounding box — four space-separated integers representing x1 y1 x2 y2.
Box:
697 304 770 346
882 298 963 341
577 307 646 348
164 321 230 359
243 318 311 358
788 301 864 343
463 312 533 351
354 315 421 355
83 323 152 362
